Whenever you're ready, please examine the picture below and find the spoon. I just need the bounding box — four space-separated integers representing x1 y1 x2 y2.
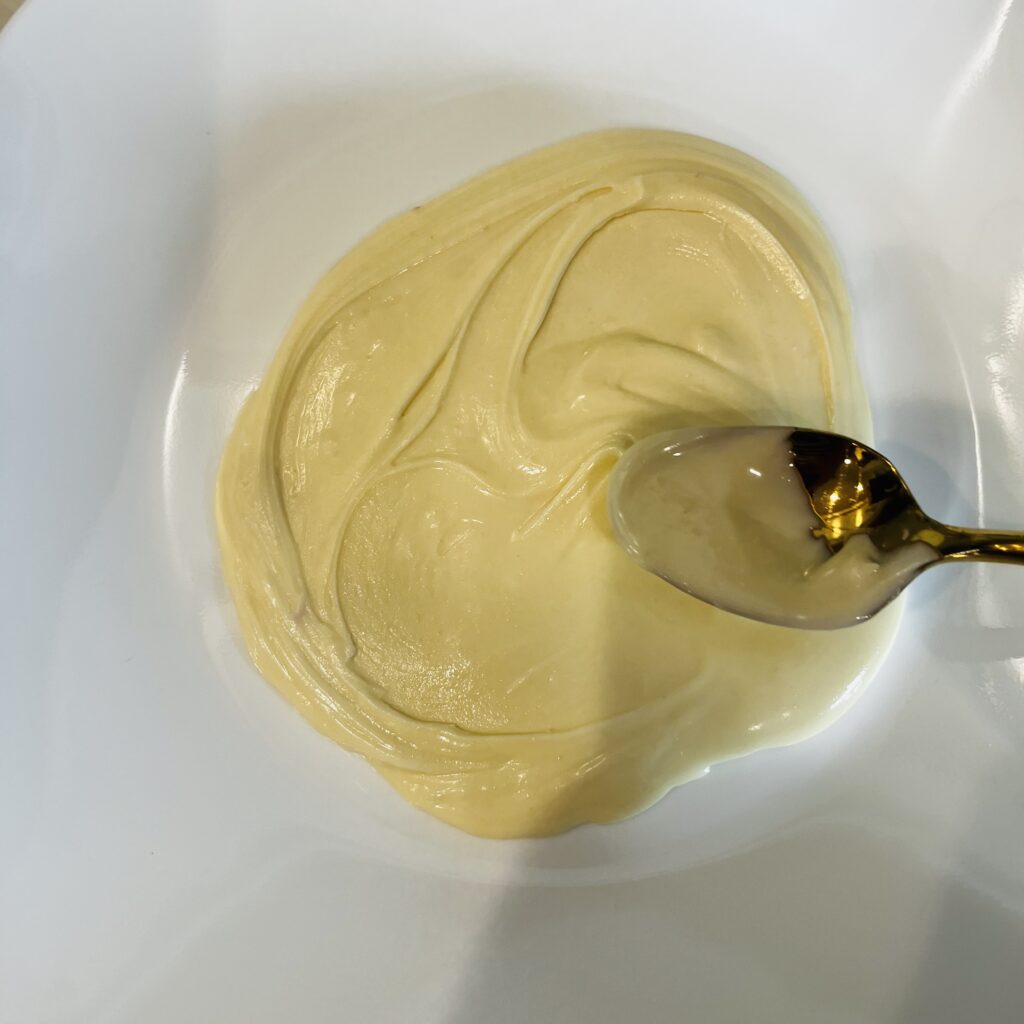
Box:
607 426 1024 630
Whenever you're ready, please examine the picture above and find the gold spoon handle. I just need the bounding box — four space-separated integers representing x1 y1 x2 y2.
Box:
934 525 1024 564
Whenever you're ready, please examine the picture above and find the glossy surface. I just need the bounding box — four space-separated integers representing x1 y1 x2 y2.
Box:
609 426 940 628
217 130 899 836
3 0 1024 1020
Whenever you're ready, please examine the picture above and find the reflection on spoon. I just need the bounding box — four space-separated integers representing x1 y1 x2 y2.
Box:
608 427 1024 629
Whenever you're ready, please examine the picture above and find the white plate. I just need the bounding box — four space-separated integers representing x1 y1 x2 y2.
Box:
3 0 1024 1020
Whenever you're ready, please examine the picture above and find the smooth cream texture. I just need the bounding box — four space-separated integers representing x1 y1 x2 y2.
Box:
216 129 899 837
610 427 937 630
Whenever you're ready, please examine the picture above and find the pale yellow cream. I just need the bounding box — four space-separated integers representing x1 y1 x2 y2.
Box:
216 129 899 837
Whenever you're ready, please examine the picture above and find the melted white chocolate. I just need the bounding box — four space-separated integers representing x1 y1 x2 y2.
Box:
610 427 937 629
216 130 900 837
